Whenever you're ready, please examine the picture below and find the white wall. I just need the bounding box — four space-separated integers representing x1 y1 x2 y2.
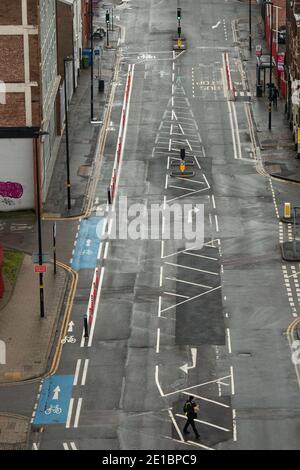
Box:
0 139 34 211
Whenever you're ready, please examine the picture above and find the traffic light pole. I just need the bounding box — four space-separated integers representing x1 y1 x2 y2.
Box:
34 133 45 319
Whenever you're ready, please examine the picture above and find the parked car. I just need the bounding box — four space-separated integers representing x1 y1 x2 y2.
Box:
278 26 286 44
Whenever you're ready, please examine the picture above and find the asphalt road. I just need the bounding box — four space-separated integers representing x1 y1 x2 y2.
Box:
1 0 300 451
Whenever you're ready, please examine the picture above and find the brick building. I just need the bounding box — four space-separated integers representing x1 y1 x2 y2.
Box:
263 0 287 97
0 0 60 211
286 0 300 139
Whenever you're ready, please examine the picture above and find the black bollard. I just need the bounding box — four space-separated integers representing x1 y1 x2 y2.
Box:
84 314 89 338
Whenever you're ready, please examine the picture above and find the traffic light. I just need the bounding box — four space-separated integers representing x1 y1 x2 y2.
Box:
106 10 110 23
177 8 181 21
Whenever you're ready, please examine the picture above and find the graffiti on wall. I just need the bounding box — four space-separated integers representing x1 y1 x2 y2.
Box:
0 182 24 208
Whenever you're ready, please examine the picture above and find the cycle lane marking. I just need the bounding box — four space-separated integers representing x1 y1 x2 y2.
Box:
34 375 74 425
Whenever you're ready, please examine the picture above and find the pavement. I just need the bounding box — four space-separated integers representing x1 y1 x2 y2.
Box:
0 254 67 383
0 17 119 451
0 414 30 450
238 15 300 184
44 28 120 218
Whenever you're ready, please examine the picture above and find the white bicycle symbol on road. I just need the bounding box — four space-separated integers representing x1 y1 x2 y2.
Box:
45 404 62 415
61 335 76 344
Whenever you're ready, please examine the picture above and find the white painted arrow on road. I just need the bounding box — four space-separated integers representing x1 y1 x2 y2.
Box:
68 321 74 333
53 386 61 400
180 348 197 374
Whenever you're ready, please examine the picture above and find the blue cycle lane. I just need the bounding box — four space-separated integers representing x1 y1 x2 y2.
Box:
34 375 74 425
34 218 105 426
71 216 105 270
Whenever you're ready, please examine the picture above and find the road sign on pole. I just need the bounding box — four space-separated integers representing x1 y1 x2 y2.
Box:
35 265 47 273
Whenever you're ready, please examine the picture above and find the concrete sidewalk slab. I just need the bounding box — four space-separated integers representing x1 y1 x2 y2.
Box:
0 255 67 383
44 31 120 218
0 414 30 450
238 14 300 184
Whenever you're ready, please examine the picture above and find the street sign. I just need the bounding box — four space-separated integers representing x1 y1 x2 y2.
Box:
35 265 47 273
32 252 50 264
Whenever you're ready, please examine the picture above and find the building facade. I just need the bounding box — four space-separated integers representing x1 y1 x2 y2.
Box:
0 0 60 211
286 0 300 139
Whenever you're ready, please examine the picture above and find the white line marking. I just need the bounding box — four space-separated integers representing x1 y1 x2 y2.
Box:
81 359 89 386
168 409 184 442
63 443 69 450
226 328 232 354
165 262 219 276
70 442 77 450
66 398 74 428
182 392 230 408
88 267 105 347
74 398 82 428
161 285 222 313
73 359 81 386
215 215 219 233
212 195 216 209
160 266 163 287
232 409 237 441
176 414 230 432
156 328 160 353
164 291 190 299
230 366 235 395
165 277 212 289
104 242 109 259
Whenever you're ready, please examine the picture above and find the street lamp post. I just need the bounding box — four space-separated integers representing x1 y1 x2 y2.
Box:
63 57 73 210
106 10 110 47
265 1 274 131
34 131 48 319
249 0 252 52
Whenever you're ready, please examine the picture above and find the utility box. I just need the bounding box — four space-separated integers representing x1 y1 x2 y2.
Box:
256 84 263 97
98 79 104 92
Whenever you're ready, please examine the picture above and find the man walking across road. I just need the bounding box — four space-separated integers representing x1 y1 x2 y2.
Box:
183 396 200 439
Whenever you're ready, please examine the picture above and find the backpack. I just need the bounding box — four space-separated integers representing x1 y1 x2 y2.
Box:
183 401 191 415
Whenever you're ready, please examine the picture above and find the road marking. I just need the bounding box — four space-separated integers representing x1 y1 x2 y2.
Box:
74 398 82 428
226 328 232 354
160 266 163 287
164 292 190 299
88 267 105 347
73 359 81 386
184 252 218 261
161 285 222 313
165 262 219 276
156 328 160 353
230 365 235 395
81 359 89 386
66 398 74 428
182 392 230 408
165 277 212 289
232 409 237 441
176 413 230 432
212 195 216 209
212 21 221 29
215 215 219 233
168 409 184 442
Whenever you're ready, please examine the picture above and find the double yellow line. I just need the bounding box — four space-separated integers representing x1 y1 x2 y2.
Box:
48 261 78 377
